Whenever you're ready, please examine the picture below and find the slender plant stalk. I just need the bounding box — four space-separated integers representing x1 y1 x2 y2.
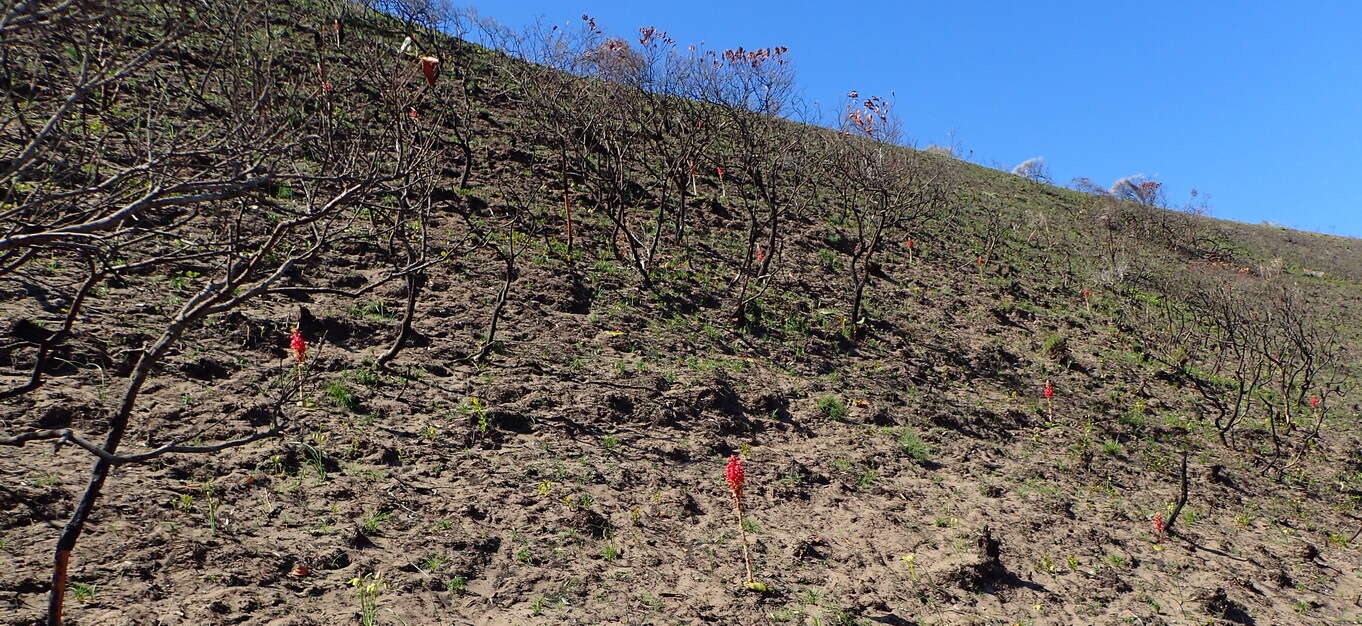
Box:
559 149 573 255
731 492 754 584
1165 450 1190 536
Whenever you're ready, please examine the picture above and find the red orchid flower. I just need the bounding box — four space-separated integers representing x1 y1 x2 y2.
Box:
725 453 758 588
290 327 307 364
725 454 745 496
1043 380 1054 400
1310 396 1320 408
1153 511 1165 536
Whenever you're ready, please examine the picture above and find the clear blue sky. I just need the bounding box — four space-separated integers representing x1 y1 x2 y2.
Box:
467 1 1362 238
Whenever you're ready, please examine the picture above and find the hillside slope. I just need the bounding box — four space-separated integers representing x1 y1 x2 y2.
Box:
3 2 1361 625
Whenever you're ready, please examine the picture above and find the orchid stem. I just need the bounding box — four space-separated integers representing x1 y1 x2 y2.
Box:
732 490 754 584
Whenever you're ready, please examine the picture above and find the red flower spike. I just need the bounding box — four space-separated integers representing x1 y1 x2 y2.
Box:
290 327 307 364
1081 288 1090 299
725 454 745 495
1043 381 1054 400
1310 396 1320 408
754 249 765 264
716 166 725 179
408 107 419 119
1152 511 1165 536
976 256 984 265
905 239 914 249
420 56 440 87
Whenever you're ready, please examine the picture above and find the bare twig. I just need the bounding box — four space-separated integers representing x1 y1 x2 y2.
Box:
1166 450 1191 536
